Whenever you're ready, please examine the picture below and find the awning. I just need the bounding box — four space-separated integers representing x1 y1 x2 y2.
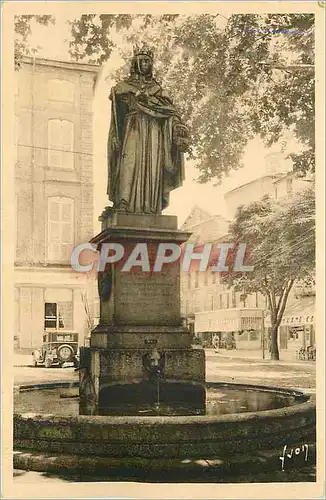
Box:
195 308 263 333
264 297 315 327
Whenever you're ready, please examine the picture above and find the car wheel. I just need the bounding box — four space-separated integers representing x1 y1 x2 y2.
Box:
58 345 73 363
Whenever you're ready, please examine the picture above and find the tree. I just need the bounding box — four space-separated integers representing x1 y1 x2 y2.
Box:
14 15 55 69
67 14 178 63
222 184 315 360
67 13 314 181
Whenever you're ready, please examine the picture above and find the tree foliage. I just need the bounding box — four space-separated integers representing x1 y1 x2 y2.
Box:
222 184 315 359
67 14 178 64
14 15 55 69
67 13 314 182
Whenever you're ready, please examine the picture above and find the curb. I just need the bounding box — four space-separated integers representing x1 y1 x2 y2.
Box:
14 381 79 392
13 443 316 481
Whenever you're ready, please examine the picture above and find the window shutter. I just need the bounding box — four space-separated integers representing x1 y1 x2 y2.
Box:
49 201 60 222
47 197 75 263
61 199 74 261
48 119 62 167
61 121 74 169
61 202 72 222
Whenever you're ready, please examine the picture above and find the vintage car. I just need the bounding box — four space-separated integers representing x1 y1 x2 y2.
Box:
32 330 79 368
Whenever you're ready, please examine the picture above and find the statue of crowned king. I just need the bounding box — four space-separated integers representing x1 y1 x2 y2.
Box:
107 44 190 215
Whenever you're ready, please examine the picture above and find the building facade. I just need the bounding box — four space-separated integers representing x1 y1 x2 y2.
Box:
180 208 267 349
180 206 266 348
224 155 311 219
181 153 315 353
14 57 98 349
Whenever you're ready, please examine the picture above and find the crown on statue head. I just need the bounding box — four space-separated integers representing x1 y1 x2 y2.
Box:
133 43 154 59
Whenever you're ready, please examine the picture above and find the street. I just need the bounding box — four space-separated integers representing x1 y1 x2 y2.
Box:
14 349 316 393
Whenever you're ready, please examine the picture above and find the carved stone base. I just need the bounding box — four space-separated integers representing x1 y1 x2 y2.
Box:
91 212 191 327
79 346 206 416
80 212 205 416
90 325 192 349
99 209 179 232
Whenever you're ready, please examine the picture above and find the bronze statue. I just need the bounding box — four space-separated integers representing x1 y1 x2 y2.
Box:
107 44 190 214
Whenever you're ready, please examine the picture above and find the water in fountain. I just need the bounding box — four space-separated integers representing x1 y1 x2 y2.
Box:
14 382 305 417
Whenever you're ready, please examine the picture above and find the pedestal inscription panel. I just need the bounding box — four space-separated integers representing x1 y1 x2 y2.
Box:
115 270 181 325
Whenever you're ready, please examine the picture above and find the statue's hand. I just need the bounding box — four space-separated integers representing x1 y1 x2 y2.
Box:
175 137 190 152
172 122 190 151
174 123 189 138
135 89 148 101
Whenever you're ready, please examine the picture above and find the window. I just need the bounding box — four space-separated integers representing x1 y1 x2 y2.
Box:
47 197 74 262
188 272 191 289
49 79 74 102
255 292 259 308
48 119 74 169
212 272 217 284
44 302 73 330
204 272 208 286
44 303 63 329
226 293 230 309
211 296 214 311
219 294 223 309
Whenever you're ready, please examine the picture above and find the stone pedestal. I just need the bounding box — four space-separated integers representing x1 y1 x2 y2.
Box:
79 211 205 415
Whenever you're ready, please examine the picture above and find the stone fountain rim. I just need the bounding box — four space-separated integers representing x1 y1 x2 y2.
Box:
14 380 315 425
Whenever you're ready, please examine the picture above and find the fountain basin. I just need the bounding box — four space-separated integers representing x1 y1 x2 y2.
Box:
14 381 316 479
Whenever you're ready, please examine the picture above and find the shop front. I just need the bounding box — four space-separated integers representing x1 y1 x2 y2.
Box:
14 266 94 349
264 296 315 354
194 308 264 349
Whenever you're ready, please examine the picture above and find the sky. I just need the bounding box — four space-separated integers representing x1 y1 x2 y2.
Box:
27 15 297 230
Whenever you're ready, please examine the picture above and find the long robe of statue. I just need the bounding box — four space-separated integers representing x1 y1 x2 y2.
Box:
107 46 189 215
